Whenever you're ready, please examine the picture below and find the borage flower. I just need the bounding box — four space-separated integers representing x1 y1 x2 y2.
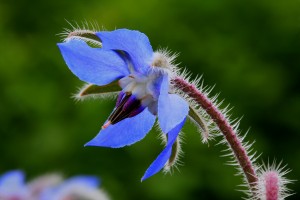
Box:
0 170 108 200
40 176 108 200
58 29 189 180
0 170 29 200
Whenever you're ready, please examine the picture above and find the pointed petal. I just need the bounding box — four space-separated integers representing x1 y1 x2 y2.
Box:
58 40 130 86
96 29 153 74
158 75 189 133
141 118 186 181
85 108 155 148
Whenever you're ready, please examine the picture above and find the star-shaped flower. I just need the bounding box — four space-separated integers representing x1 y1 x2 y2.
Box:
58 29 189 180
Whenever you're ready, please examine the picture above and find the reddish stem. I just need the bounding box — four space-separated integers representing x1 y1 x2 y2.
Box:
173 77 258 190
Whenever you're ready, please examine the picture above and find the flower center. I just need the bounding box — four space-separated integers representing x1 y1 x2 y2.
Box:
106 92 144 126
102 74 158 128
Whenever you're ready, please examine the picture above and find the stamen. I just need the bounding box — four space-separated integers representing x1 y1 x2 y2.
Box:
108 93 145 124
102 121 111 129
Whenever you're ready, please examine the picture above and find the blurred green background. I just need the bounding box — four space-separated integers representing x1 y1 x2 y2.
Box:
0 0 299 199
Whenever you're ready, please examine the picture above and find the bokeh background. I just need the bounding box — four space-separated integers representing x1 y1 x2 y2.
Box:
0 0 299 199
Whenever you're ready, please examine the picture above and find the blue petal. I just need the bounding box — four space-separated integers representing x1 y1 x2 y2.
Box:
85 108 156 148
40 176 100 200
65 176 100 188
58 40 130 85
147 71 164 99
141 118 186 181
0 170 25 194
96 29 153 74
158 75 189 133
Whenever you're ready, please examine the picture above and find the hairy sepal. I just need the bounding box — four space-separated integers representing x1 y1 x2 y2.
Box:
75 81 121 101
59 21 102 48
188 106 210 143
163 136 183 174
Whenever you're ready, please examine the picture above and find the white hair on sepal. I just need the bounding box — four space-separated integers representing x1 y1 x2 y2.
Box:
154 121 185 175
186 96 217 143
59 19 101 38
155 121 167 145
72 83 119 102
149 48 181 78
58 20 103 47
163 132 185 175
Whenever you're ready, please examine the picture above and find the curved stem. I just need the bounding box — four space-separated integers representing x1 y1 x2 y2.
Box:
172 76 258 191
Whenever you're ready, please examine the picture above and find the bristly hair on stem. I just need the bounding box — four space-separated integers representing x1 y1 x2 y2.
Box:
172 71 260 197
171 69 294 199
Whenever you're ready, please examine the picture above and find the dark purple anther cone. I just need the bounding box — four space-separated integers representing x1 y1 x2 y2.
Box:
109 93 145 124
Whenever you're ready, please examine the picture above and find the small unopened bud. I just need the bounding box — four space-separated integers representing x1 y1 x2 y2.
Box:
255 162 293 200
264 171 280 200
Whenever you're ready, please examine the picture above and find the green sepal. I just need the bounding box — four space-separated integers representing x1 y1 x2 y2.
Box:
168 138 179 166
78 80 121 97
188 106 210 142
66 30 102 48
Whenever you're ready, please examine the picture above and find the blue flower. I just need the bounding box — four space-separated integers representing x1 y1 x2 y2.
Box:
0 170 108 200
40 176 108 200
0 170 29 199
58 29 189 180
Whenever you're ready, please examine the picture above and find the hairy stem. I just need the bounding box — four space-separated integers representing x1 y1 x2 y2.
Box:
172 76 258 192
